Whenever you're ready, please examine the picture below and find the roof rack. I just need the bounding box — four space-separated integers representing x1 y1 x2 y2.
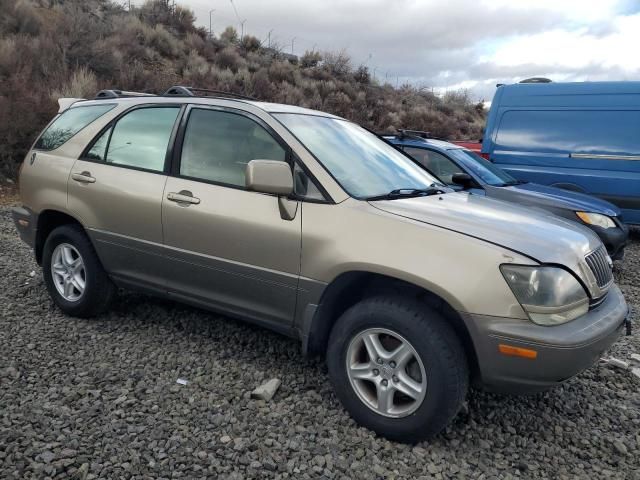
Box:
377 129 446 142
398 129 430 139
95 89 156 99
519 77 552 84
163 85 256 100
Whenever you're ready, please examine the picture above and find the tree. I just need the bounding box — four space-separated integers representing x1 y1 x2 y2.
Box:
220 26 238 44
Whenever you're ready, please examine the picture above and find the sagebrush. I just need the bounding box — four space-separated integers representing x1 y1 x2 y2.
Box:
0 0 485 180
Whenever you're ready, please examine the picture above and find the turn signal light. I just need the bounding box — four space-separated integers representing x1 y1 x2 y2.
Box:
498 344 538 359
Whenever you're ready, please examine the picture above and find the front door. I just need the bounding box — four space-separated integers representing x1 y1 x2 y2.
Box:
161 107 301 329
68 105 181 292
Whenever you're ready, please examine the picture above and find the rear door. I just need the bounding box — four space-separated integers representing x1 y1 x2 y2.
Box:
68 105 182 292
161 106 302 330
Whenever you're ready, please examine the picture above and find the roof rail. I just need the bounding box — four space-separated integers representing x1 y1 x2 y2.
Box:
95 89 156 99
163 85 256 100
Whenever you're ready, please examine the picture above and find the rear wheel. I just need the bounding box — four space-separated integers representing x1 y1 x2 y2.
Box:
42 224 116 317
327 296 468 443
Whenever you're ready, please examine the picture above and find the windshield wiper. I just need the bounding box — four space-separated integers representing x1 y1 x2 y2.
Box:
365 187 446 201
501 180 528 186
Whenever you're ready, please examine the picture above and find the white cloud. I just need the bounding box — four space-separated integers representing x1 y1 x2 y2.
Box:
177 0 639 100
487 13 640 74
481 0 623 23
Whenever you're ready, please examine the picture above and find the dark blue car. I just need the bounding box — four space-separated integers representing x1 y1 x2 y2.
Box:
385 133 629 260
482 81 640 225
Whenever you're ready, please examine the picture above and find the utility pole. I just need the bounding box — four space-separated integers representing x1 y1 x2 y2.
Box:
240 19 246 41
230 0 246 40
291 36 296 55
267 29 273 49
209 9 215 39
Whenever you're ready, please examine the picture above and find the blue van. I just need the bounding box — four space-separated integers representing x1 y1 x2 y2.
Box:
482 81 640 225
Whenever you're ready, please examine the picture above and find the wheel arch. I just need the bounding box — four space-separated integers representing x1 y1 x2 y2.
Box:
303 271 479 377
35 209 84 265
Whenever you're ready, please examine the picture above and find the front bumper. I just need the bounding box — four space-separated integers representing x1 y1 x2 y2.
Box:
464 284 629 394
12 206 37 248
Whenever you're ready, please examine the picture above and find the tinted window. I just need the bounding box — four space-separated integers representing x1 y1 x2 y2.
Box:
88 107 179 171
180 109 287 187
35 104 115 151
404 147 463 184
447 149 516 186
495 110 640 155
275 114 441 199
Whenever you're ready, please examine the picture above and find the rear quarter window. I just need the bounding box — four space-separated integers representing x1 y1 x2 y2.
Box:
35 104 115 151
495 110 640 155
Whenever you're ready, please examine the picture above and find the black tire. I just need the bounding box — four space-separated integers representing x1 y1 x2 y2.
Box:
326 295 468 443
42 224 116 318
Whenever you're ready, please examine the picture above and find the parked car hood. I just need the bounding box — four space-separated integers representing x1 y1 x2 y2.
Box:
370 192 602 266
486 183 621 217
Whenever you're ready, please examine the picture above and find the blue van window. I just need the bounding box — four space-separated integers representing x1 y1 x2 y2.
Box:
495 110 640 155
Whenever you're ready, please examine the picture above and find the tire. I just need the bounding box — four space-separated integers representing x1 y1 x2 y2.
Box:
42 224 116 318
326 295 468 443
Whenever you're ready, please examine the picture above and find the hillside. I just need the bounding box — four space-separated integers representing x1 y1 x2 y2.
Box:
0 0 486 180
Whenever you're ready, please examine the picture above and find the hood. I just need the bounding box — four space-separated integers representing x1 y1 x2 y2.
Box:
370 191 603 267
488 183 621 217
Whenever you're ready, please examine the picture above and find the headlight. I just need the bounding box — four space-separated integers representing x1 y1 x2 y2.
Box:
576 212 616 229
500 265 589 326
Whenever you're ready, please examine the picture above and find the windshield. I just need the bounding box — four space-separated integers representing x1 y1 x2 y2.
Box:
275 114 442 198
447 149 517 186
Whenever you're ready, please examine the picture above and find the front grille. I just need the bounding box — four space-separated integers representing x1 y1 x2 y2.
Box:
585 246 613 289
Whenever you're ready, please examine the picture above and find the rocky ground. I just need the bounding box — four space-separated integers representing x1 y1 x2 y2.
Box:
0 204 638 479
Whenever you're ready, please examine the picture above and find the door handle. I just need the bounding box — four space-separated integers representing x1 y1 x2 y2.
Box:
167 191 201 205
71 171 96 183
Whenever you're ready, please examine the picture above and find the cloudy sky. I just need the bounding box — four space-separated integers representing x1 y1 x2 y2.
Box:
176 0 640 101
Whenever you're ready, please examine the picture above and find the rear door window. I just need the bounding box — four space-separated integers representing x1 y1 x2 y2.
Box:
85 107 180 172
35 104 115 151
495 110 640 155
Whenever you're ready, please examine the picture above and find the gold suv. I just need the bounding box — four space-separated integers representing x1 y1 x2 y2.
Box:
12 86 629 442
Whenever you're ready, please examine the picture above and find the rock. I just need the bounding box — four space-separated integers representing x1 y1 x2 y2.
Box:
631 368 640 382
613 440 628 455
250 378 281 401
220 436 232 444
630 354 640 365
40 451 55 464
605 357 629 370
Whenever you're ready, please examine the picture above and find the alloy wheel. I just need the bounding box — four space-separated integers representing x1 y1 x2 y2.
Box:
51 243 86 302
346 328 427 418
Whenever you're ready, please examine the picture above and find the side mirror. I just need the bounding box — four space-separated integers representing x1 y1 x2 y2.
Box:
451 172 475 189
246 160 293 196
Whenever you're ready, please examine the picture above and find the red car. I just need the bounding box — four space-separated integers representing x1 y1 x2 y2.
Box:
451 141 482 154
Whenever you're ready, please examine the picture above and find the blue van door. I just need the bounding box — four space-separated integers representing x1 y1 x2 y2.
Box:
489 109 640 224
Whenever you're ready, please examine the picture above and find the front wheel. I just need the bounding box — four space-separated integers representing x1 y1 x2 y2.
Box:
326 296 468 443
42 224 116 318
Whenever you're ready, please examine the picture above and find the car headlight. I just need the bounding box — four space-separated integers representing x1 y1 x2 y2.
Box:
576 212 616 229
500 265 589 326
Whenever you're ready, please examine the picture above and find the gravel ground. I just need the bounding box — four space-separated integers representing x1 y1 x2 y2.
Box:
1 205 639 480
